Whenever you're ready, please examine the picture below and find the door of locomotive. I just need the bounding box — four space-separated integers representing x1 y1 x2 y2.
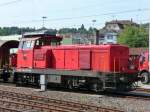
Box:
33 37 61 68
17 38 36 68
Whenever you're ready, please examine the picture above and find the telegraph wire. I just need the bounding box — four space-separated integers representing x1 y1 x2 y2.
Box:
14 8 150 24
45 0 130 13
64 0 124 11
0 0 23 7
46 8 150 21
15 18 149 29
0 1 148 28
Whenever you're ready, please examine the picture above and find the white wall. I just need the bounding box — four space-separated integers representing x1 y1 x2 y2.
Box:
99 33 117 44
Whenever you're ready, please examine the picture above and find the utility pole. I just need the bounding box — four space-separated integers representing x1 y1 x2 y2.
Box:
42 16 47 28
92 20 96 44
92 20 96 27
148 23 150 72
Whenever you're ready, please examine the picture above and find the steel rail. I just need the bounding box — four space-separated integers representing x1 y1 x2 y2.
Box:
0 89 123 112
0 94 82 112
113 91 150 101
0 106 22 112
0 98 70 112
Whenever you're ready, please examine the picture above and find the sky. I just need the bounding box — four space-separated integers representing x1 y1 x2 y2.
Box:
0 0 149 29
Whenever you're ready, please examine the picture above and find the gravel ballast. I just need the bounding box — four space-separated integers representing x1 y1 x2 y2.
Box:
0 84 149 112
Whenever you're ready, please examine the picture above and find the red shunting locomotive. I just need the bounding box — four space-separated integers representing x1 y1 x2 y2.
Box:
11 30 139 92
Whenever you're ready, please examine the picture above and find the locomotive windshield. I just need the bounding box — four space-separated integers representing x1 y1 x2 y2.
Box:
23 41 34 49
19 40 35 50
35 38 61 47
51 39 61 46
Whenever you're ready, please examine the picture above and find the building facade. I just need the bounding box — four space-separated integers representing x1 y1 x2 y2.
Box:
98 20 138 44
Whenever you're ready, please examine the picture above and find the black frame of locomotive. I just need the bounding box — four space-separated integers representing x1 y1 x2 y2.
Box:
13 68 139 92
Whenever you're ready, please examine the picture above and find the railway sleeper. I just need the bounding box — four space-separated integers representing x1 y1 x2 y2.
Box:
0 89 123 112
0 94 85 112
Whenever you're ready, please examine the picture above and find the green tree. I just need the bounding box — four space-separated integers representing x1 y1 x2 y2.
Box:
0 27 36 36
58 28 77 34
78 24 87 34
117 26 148 47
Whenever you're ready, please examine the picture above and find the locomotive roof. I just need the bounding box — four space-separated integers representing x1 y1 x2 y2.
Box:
42 44 128 50
23 30 57 37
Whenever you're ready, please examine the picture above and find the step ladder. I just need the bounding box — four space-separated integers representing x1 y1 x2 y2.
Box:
103 74 117 90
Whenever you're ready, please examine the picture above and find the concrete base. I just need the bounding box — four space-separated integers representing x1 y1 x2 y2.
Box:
40 84 46 91
40 75 47 91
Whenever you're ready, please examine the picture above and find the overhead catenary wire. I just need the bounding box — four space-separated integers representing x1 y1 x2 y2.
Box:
56 0 129 12
0 0 23 7
46 8 150 21
0 0 149 28
14 8 150 24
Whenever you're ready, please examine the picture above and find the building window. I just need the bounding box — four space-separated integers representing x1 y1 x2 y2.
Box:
99 36 104 40
107 35 113 40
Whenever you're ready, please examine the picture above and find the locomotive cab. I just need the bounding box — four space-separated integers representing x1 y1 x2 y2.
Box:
17 30 62 68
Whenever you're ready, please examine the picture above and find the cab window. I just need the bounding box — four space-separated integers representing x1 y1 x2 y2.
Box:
18 41 23 49
34 38 61 48
35 38 51 47
35 39 44 46
51 39 60 46
30 41 35 48
22 41 34 50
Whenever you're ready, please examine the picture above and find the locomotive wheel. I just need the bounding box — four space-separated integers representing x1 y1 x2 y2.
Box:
3 77 8 82
2 74 8 82
141 72 150 84
15 74 22 86
92 82 103 92
67 80 73 90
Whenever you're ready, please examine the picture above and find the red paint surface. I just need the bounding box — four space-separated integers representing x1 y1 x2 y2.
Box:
17 41 133 73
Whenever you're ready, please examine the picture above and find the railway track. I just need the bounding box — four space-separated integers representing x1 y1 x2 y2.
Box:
111 90 150 101
0 82 149 111
135 88 150 93
0 89 123 112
